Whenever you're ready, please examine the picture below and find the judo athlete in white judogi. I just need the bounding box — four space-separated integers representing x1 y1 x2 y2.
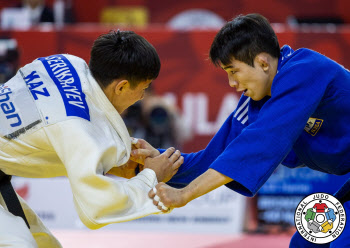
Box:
0 31 183 247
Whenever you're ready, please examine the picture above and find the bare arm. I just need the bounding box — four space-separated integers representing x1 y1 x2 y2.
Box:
183 168 233 202
149 168 233 210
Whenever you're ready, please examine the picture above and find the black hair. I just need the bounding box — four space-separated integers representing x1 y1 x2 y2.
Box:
209 13 280 67
89 30 161 88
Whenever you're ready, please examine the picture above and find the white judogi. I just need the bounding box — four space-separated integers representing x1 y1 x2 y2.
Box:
0 54 161 247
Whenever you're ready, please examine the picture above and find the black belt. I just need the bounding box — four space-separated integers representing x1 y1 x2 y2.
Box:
334 178 350 205
0 170 30 228
338 190 350 205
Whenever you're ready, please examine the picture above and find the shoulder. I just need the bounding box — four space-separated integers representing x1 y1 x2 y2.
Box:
277 47 340 81
288 48 336 68
36 54 90 76
279 45 334 69
63 54 86 62
33 54 86 65
62 54 88 67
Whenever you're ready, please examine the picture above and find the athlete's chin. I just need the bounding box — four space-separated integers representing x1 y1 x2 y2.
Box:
250 94 265 101
249 95 258 101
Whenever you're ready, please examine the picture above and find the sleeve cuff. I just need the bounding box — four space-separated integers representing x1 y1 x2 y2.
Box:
210 164 257 197
158 149 166 154
134 168 158 188
225 180 255 197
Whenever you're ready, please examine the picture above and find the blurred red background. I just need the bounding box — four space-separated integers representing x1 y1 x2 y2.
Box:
2 0 350 23
2 25 350 152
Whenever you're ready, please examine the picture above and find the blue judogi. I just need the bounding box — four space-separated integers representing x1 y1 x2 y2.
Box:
165 45 350 247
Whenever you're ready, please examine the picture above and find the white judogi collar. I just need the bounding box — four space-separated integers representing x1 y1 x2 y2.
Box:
85 66 131 163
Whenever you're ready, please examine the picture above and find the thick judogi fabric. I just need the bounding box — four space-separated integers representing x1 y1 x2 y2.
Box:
0 54 160 247
166 45 350 247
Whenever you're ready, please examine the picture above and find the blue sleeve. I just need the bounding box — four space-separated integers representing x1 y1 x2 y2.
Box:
281 149 304 168
164 96 249 188
211 50 334 197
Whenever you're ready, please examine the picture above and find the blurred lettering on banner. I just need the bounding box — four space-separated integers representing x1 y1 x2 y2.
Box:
12 177 246 234
257 165 350 228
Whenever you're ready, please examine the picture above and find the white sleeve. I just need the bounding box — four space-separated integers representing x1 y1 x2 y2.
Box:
44 118 161 229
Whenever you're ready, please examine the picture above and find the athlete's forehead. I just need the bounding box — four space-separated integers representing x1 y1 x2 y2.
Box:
220 62 237 71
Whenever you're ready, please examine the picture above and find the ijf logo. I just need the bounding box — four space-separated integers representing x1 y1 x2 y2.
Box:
294 193 346 244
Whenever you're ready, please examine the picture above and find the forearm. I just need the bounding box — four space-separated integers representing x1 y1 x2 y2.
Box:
74 169 160 229
182 168 233 203
162 149 209 186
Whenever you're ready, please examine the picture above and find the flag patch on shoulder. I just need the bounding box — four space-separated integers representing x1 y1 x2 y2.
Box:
304 118 323 136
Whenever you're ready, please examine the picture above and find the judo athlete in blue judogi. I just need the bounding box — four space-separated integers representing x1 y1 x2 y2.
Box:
132 13 350 247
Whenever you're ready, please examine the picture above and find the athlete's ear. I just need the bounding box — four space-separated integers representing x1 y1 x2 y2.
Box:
114 80 129 95
255 53 270 72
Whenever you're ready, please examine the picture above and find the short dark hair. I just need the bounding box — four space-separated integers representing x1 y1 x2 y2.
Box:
89 30 161 88
209 13 280 67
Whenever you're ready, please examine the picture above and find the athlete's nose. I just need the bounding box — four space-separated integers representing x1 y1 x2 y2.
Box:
229 79 238 88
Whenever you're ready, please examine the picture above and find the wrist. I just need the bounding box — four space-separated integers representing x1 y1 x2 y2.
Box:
133 168 158 188
155 171 165 183
144 160 163 182
181 186 194 205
